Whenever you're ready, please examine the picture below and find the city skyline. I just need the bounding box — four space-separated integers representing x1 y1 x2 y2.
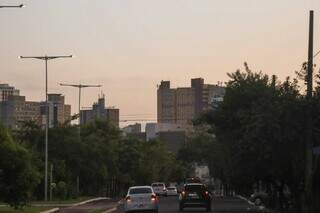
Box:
1 0 320 124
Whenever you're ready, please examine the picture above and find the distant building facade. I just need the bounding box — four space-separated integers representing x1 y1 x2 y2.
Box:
0 86 71 129
80 95 119 127
0 83 20 102
122 123 142 134
0 95 41 129
40 94 71 127
157 78 225 125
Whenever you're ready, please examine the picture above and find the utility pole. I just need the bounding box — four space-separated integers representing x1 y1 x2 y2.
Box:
20 55 73 201
50 164 53 201
304 10 314 213
59 83 101 128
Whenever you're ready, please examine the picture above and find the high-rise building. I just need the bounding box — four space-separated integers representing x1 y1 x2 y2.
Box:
106 108 119 127
157 78 225 125
0 84 20 102
80 95 120 127
0 85 71 129
0 95 41 129
157 81 176 123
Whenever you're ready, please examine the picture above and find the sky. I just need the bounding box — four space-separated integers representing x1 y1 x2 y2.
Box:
1 0 320 127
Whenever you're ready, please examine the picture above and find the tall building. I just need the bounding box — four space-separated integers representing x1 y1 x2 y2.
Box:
40 94 71 127
80 95 119 127
0 95 41 129
0 84 20 102
157 78 225 125
157 81 176 123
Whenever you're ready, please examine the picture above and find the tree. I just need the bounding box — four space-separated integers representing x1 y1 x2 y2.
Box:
0 125 40 209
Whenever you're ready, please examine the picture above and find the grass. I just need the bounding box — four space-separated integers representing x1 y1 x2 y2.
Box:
0 206 52 213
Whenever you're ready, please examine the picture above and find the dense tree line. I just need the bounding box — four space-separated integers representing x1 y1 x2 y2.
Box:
182 63 320 212
0 120 187 208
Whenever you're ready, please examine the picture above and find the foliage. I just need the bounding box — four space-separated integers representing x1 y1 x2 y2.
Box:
12 120 186 200
0 125 40 209
192 63 310 211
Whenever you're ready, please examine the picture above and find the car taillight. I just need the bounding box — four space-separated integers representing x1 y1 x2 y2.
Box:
205 191 209 196
182 191 186 196
151 194 157 201
126 196 131 202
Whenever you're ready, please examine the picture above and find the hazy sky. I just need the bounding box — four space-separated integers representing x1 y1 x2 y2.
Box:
1 0 320 126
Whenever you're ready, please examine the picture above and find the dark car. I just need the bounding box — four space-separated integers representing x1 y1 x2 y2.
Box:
179 183 212 212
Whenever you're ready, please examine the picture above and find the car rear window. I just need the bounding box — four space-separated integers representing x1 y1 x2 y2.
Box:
129 188 152 194
185 185 205 192
152 183 164 187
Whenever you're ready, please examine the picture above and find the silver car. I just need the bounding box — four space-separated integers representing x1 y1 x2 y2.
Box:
124 186 159 213
167 186 178 196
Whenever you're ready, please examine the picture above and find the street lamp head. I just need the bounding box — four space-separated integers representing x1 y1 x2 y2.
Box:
19 4 25 8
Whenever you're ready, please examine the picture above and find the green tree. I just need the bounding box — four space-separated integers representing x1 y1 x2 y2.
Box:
0 125 40 208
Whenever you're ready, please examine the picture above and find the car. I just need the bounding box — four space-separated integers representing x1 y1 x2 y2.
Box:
151 182 167 196
185 177 202 184
167 186 178 196
179 183 212 212
124 186 159 213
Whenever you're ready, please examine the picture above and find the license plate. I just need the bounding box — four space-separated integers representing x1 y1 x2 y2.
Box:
189 193 199 199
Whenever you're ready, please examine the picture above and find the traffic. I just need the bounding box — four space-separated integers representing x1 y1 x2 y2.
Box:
119 178 212 213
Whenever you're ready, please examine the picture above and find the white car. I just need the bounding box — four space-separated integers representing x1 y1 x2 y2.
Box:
166 186 178 196
151 182 167 196
124 186 159 213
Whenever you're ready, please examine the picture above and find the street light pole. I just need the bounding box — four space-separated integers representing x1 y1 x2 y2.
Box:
59 83 102 127
20 55 73 201
0 4 24 8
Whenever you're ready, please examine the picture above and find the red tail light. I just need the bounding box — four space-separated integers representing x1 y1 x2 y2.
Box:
126 196 131 202
205 191 209 196
151 194 157 201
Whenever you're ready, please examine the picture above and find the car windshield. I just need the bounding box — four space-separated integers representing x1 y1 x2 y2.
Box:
129 188 152 194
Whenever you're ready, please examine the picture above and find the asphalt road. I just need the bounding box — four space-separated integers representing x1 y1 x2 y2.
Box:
57 199 117 213
56 196 260 213
116 196 260 213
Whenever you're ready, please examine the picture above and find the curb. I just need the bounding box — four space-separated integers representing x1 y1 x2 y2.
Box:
102 207 117 213
40 207 60 213
39 197 110 213
237 195 255 206
236 195 268 212
72 197 110 207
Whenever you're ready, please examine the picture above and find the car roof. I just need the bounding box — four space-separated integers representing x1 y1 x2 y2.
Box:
185 183 204 186
129 186 152 189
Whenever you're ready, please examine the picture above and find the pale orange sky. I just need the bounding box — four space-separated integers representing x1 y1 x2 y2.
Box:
1 0 320 126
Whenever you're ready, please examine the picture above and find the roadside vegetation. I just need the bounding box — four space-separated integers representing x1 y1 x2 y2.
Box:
180 63 320 212
0 120 187 209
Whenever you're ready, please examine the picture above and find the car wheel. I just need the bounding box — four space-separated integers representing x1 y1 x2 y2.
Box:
254 197 262 206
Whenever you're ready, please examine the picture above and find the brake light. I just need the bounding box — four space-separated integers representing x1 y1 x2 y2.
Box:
205 191 209 196
126 196 131 202
151 194 157 201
